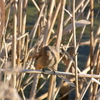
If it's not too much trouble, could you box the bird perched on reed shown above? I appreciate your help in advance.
[35,46,59,71]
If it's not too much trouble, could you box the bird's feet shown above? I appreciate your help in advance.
[42,68,45,74]
[52,69,56,75]
[48,68,56,75]
[42,68,56,75]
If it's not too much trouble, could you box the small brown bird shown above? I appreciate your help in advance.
[35,46,59,70]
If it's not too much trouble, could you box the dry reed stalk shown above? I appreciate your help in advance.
[12,0,17,88]
[64,8,72,18]
[63,33,74,53]
[63,19,91,35]
[47,0,66,100]
[22,80,33,91]
[77,10,90,49]
[62,1,91,97]
[64,9,90,73]
[54,47,75,99]
[21,0,28,49]
[23,34,28,66]
[37,0,42,37]
[92,45,100,100]
[31,0,55,37]
[65,58,74,72]
[2,68,100,79]
[54,81,65,99]
[58,88,75,100]
[56,0,66,52]
[64,0,86,26]
[17,0,23,66]
[79,41,90,46]
[18,61,33,91]
[55,77,75,100]
[21,73,34,86]
[36,81,75,100]
[29,36,45,99]
[32,0,40,12]
[0,0,5,49]
[72,0,79,99]
[75,10,90,93]
[36,93,48,100]
[36,71,84,100]
[29,74,39,100]
[51,1,66,99]
[20,88,26,100]
[80,67,90,74]
[3,42,9,84]
[5,0,14,9]
[17,34,29,91]
[36,75,50,94]
[95,26,100,39]
[55,64,90,96]
[90,0,94,69]
[5,32,28,51]
[79,79,92,100]
[47,71,56,100]
[59,48,87,96]
[68,0,71,12]
[76,0,90,20]
[93,45,100,67]
[75,0,85,12]
[29,2,45,48]
[0,1,100,100]
[47,1,62,99]
[28,3,48,96]
[90,0,94,68]
[85,26,100,68]
[77,74,100,79]
[44,0,61,46]
[89,0,94,99]
[38,0,45,37]
[43,0,55,46]
[5,6,11,34]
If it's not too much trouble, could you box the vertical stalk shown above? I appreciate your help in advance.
[38,0,46,37]
[44,0,61,45]
[29,3,45,48]
[90,0,94,70]
[53,1,66,99]
[72,0,79,99]
[29,2,46,100]
[37,0,41,37]
[92,45,100,100]
[56,0,66,52]
[89,0,94,99]
[47,73,56,100]
[43,0,55,46]
[17,0,23,66]
[22,0,28,49]
[12,0,17,88]
[64,0,85,26]
[29,74,39,100]
[0,0,5,49]
[47,0,62,100]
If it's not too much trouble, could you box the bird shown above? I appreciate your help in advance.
[35,46,59,71]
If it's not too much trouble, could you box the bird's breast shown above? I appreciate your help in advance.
[37,56,55,68]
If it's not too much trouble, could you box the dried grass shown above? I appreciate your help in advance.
[0,0,100,100]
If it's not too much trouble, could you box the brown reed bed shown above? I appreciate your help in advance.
[0,0,100,100]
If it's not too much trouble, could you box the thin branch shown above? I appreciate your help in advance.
[72,0,79,98]
[12,0,17,88]
[1,68,100,79]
